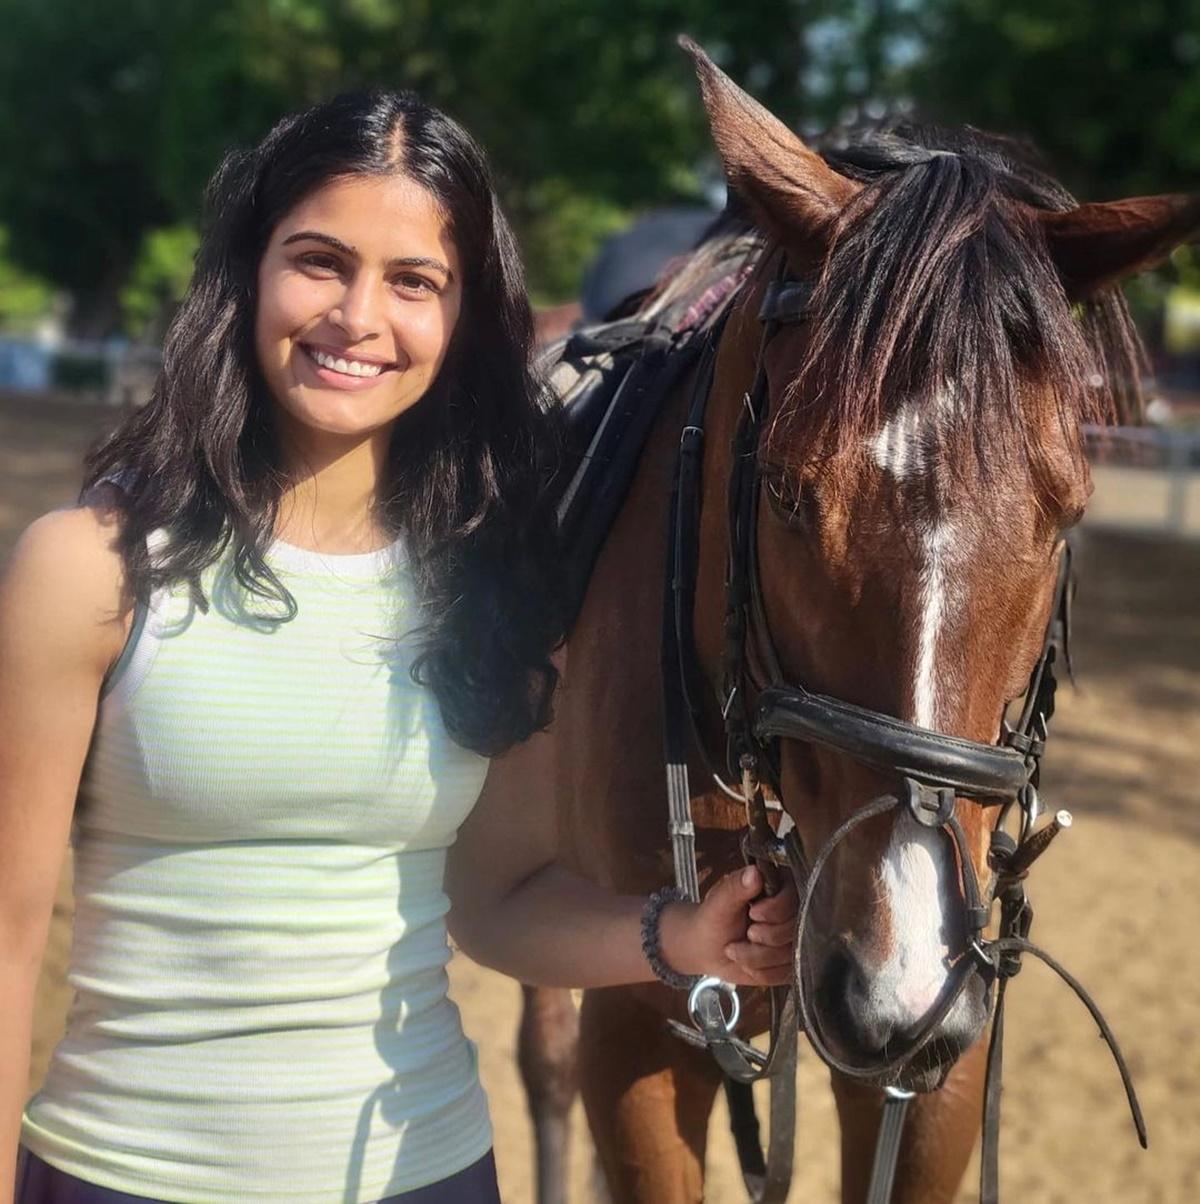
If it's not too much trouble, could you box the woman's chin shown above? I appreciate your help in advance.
[274,390,404,443]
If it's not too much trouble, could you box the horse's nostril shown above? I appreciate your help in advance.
[816,943,852,1007]
[816,943,894,1058]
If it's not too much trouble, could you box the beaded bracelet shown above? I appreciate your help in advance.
[640,885,699,990]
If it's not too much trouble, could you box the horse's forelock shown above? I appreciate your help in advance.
[740,124,1145,484]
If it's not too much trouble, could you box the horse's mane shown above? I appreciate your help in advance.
[651,124,1145,476]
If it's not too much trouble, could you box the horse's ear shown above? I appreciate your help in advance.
[1037,194,1200,301]
[679,36,858,252]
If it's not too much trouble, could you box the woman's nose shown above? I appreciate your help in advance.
[329,274,385,343]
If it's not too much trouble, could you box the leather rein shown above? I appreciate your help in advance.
[658,256,1147,1204]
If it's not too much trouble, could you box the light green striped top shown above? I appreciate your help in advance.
[22,536,493,1202]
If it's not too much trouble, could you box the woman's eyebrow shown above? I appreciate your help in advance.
[281,231,452,279]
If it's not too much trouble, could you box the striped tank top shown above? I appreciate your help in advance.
[22,535,493,1203]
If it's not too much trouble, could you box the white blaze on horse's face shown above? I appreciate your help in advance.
[875,814,959,1019]
[867,388,965,730]
[865,391,973,1024]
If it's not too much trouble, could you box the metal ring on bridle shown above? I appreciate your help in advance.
[688,976,741,1034]
[970,936,996,972]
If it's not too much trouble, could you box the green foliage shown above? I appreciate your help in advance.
[0,0,916,317]
[909,0,1200,199]
[0,0,1194,327]
[1171,244,1200,293]
[120,225,200,340]
[1163,246,1200,353]
[0,1,172,309]
[518,182,629,304]
[0,226,54,332]
[1164,286,1200,354]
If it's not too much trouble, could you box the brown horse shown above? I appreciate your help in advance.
[496,43,1200,1204]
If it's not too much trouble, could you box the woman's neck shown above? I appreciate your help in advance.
[274,426,394,554]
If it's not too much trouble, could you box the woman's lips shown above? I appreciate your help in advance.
[297,343,396,391]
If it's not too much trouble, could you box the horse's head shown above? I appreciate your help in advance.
[683,40,1199,1090]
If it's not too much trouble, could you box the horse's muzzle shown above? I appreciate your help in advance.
[812,937,991,1091]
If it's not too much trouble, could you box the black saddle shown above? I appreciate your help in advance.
[542,318,700,628]
[542,228,758,627]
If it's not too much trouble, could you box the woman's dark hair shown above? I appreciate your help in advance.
[84,90,563,756]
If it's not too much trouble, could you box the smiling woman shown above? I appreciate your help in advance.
[0,87,799,1204]
[257,177,463,441]
[74,91,565,756]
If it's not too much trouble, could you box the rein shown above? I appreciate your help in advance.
[659,256,1146,1204]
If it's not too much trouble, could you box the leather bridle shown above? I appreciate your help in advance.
[659,254,1147,1204]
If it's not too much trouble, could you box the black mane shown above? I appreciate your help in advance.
[767,122,1143,469]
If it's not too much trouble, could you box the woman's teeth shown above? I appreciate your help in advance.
[308,347,387,378]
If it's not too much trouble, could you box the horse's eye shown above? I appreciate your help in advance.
[763,474,817,532]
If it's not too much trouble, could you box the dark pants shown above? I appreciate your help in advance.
[14,1147,502,1204]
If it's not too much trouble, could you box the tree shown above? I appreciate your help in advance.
[910,0,1200,200]
[2,0,924,323]
[0,227,54,333]
[0,0,335,334]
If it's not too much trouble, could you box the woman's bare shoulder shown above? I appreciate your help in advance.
[12,485,126,587]
[2,487,131,673]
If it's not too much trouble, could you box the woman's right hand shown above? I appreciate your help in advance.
[659,865,799,988]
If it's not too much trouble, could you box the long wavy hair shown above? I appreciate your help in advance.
[84,90,563,756]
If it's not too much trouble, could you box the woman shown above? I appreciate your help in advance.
[0,91,796,1203]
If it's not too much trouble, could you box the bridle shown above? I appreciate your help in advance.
[659,253,1147,1204]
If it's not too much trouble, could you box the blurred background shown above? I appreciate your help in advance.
[1,1,1198,1200]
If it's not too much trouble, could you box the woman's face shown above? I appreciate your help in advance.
[255,173,463,447]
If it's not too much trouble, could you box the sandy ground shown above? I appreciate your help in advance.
[4,393,1198,1203]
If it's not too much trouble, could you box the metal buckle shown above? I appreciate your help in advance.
[687,976,742,1035]
[679,424,705,456]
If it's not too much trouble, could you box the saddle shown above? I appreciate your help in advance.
[541,234,755,626]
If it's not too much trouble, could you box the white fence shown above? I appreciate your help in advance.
[0,336,160,407]
[1083,424,1200,539]
[4,340,1198,538]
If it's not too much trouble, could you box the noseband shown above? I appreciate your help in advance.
[659,256,1145,1204]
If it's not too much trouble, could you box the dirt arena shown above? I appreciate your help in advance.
[4,393,1197,1203]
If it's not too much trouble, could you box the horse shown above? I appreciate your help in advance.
[492,40,1200,1204]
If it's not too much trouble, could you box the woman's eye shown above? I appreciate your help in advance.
[393,274,437,295]
[297,253,341,275]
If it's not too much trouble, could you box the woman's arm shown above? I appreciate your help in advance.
[0,505,127,1204]
[445,728,797,990]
